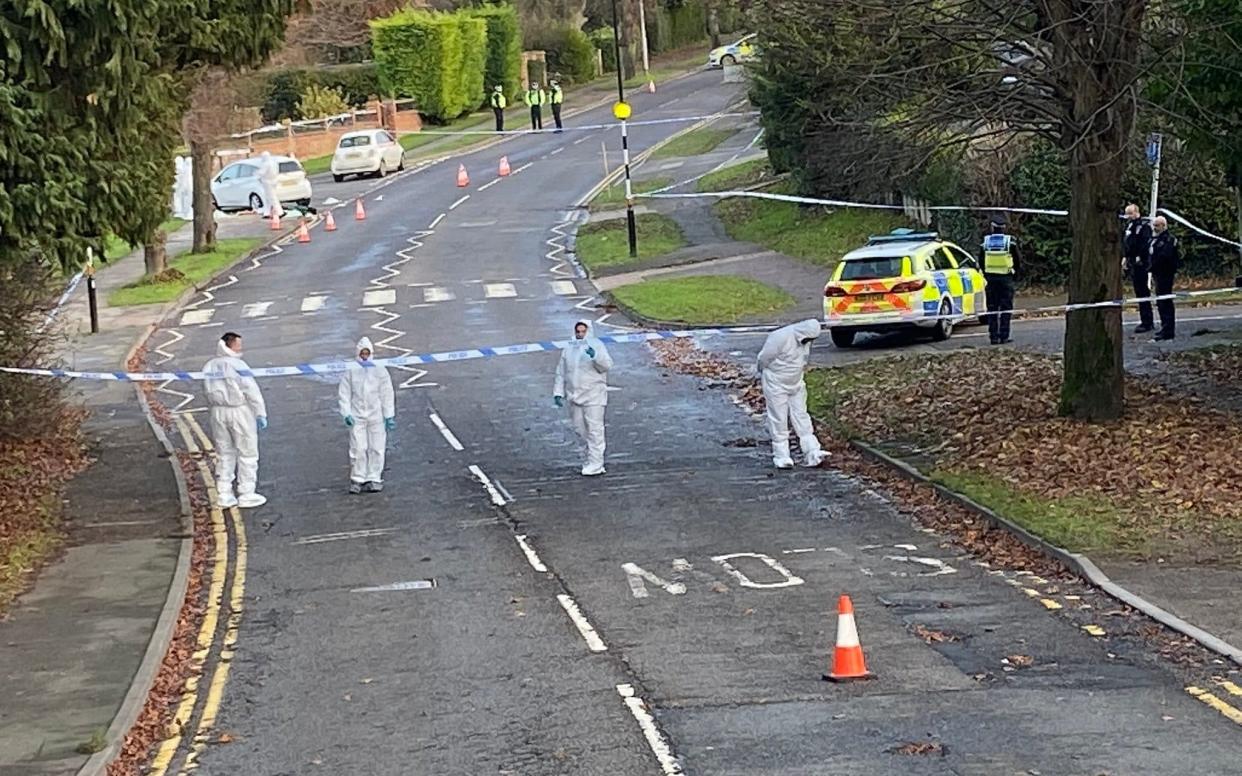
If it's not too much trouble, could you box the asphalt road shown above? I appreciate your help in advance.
[148,70,1242,775]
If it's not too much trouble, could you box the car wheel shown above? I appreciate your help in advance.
[830,329,855,348]
[332,174,344,183]
[931,299,954,341]
[248,192,263,213]
[721,54,737,66]
[397,156,405,172]
[376,161,387,178]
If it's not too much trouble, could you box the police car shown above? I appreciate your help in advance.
[822,229,987,347]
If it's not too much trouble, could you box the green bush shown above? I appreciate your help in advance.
[529,25,598,85]
[667,1,708,49]
[590,27,618,73]
[255,64,381,122]
[471,5,523,103]
[297,84,351,119]
[371,9,485,122]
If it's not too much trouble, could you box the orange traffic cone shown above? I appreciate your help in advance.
[457,163,470,188]
[647,79,656,94]
[823,595,872,682]
[324,210,337,232]
[296,218,311,243]
[498,156,511,177]
[269,211,281,231]
[355,198,366,221]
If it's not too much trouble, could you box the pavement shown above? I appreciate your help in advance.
[92,66,1242,775]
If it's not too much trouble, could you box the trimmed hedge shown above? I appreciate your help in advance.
[247,63,381,122]
[472,5,523,102]
[371,10,487,122]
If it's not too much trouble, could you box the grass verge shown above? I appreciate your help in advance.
[652,127,736,159]
[716,183,909,267]
[103,218,188,263]
[576,213,687,272]
[803,350,1242,562]
[612,275,794,325]
[109,238,261,306]
[589,177,674,212]
[697,158,775,193]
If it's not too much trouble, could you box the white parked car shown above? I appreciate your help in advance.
[211,156,313,213]
[331,130,406,182]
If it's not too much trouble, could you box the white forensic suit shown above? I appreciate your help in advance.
[553,322,613,476]
[338,337,396,488]
[203,339,268,508]
[757,319,827,469]
[257,151,282,218]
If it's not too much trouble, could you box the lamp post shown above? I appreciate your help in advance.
[610,0,638,258]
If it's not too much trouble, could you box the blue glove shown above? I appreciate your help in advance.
[256,416,268,431]
[585,346,596,359]
[343,415,354,427]
[384,417,396,431]
[554,396,565,409]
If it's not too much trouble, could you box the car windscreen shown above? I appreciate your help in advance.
[278,161,303,174]
[338,135,372,148]
[838,256,905,281]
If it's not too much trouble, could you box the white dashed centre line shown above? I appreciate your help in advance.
[362,289,397,307]
[429,213,446,229]
[514,162,534,174]
[180,309,215,326]
[450,194,470,210]
[617,684,683,775]
[242,302,272,318]
[429,412,464,451]
[479,178,501,191]
[514,534,547,572]
[557,594,607,652]
[484,283,518,298]
[300,295,328,312]
[424,287,456,303]
[550,147,564,156]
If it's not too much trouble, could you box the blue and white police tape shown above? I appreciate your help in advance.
[396,111,761,137]
[637,190,1242,251]
[0,329,777,383]
[6,284,1242,383]
[37,271,85,334]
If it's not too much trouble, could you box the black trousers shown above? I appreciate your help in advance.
[1154,271,1176,336]
[1130,263,1153,328]
[983,272,1015,342]
[551,103,563,129]
[530,106,542,130]
[493,107,504,132]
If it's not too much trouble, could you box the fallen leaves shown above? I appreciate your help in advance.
[911,624,960,644]
[0,406,89,614]
[1004,654,1035,669]
[889,740,945,756]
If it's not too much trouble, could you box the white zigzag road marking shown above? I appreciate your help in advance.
[363,224,439,389]
[547,215,635,333]
[153,329,185,365]
[152,224,306,414]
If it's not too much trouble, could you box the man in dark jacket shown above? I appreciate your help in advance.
[1121,203,1154,333]
[1148,216,1180,341]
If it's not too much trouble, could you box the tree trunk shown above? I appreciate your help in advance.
[1056,0,1145,421]
[1059,140,1125,420]
[1235,184,1242,274]
[190,140,217,254]
[708,1,721,48]
[143,230,168,276]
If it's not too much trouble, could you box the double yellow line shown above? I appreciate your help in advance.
[148,414,248,776]
[1187,681,1242,726]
